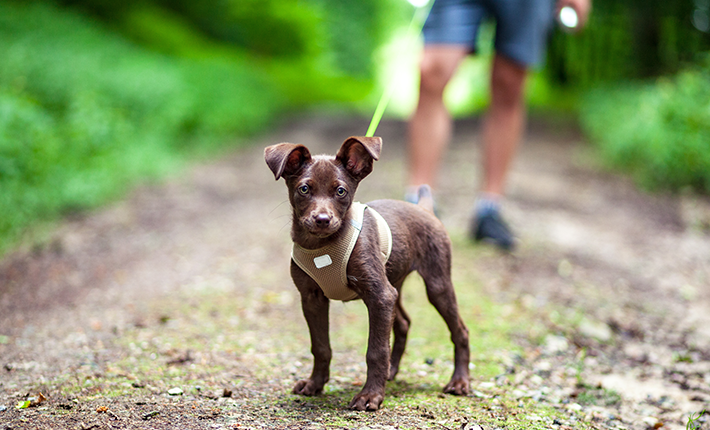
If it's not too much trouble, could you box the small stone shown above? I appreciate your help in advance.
[642,417,660,428]
[529,374,544,386]
[567,403,583,412]
[558,259,573,278]
[167,387,183,396]
[578,318,612,342]
[543,335,569,355]
[478,382,496,390]
[623,343,648,362]
[0,405,6,412]
[534,360,552,372]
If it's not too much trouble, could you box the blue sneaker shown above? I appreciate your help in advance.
[404,185,437,215]
[470,210,515,251]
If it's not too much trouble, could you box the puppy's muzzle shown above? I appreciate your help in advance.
[303,211,340,237]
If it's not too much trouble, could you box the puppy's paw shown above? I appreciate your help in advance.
[292,379,323,396]
[443,377,470,396]
[349,389,384,411]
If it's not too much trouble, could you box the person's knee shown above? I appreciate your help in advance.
[419,60,452,96]
[419,48,467,96]
[490,57,527,108]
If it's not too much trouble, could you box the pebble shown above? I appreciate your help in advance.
[512,389,527,399]
[472,390,489,399]
[567,403,583,412]
[529,374,544,386]
[543,335,569,355]
[534,360,552,372]
[623,343,648,362]
[0,405,6,412]
[167,387,183,396]
[578,318,612,342]
[642,417,660,428]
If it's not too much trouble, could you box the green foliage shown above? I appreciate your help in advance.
[580,62,710,193]
[0,1,285,252]
[59,0,395,79]
[548,0,710,196]
[0,0,399,253]
[546,0,710,87]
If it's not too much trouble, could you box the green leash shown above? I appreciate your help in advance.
[365,2,434,138]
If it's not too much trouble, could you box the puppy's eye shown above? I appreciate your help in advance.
[298,185,310,195]
[336,187,347,197]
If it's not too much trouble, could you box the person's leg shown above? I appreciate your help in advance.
[481,53,527,197]
[471,53,527,251]
[406,45,469,193]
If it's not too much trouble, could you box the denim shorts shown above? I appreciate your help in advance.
[423,0,555,66]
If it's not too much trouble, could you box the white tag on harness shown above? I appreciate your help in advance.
[313,254,333,269]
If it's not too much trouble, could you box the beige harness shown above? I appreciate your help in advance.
[291,202,392,301]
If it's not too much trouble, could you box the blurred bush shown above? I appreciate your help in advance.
[546,0,710,194]
[56,0,399,101]
[580,61,710,193]
[0,0,399,253]
[547,0,710,86]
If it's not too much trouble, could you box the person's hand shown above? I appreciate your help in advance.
[556,0,592,29]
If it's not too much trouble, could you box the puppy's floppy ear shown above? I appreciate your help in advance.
[264,143,312,180]
[336,136,382,181]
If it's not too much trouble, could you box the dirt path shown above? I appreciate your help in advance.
[1,116,709,429]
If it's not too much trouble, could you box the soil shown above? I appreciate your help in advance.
[0,115,709,429]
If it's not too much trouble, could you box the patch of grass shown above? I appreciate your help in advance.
[575,384,622,407]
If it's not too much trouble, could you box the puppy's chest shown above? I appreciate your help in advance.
[291,202,392,301]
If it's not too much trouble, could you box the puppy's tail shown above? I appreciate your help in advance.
[416,184,435,214]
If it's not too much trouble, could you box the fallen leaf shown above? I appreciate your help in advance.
[33,392,47,406]
[15,400,30,410]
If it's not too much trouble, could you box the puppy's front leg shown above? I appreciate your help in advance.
[291,264,331,396]
[349,279,397,411]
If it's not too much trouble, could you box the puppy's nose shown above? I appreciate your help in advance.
[314,213,331,228]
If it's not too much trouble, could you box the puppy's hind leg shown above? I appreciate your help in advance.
[418,259,470,395]
[389,278,410,381]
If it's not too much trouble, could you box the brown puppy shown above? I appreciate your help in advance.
[264,136,470,411]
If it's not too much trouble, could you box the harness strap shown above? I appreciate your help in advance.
[291,202,392,301]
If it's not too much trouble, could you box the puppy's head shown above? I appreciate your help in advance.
[265,136,382,239]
